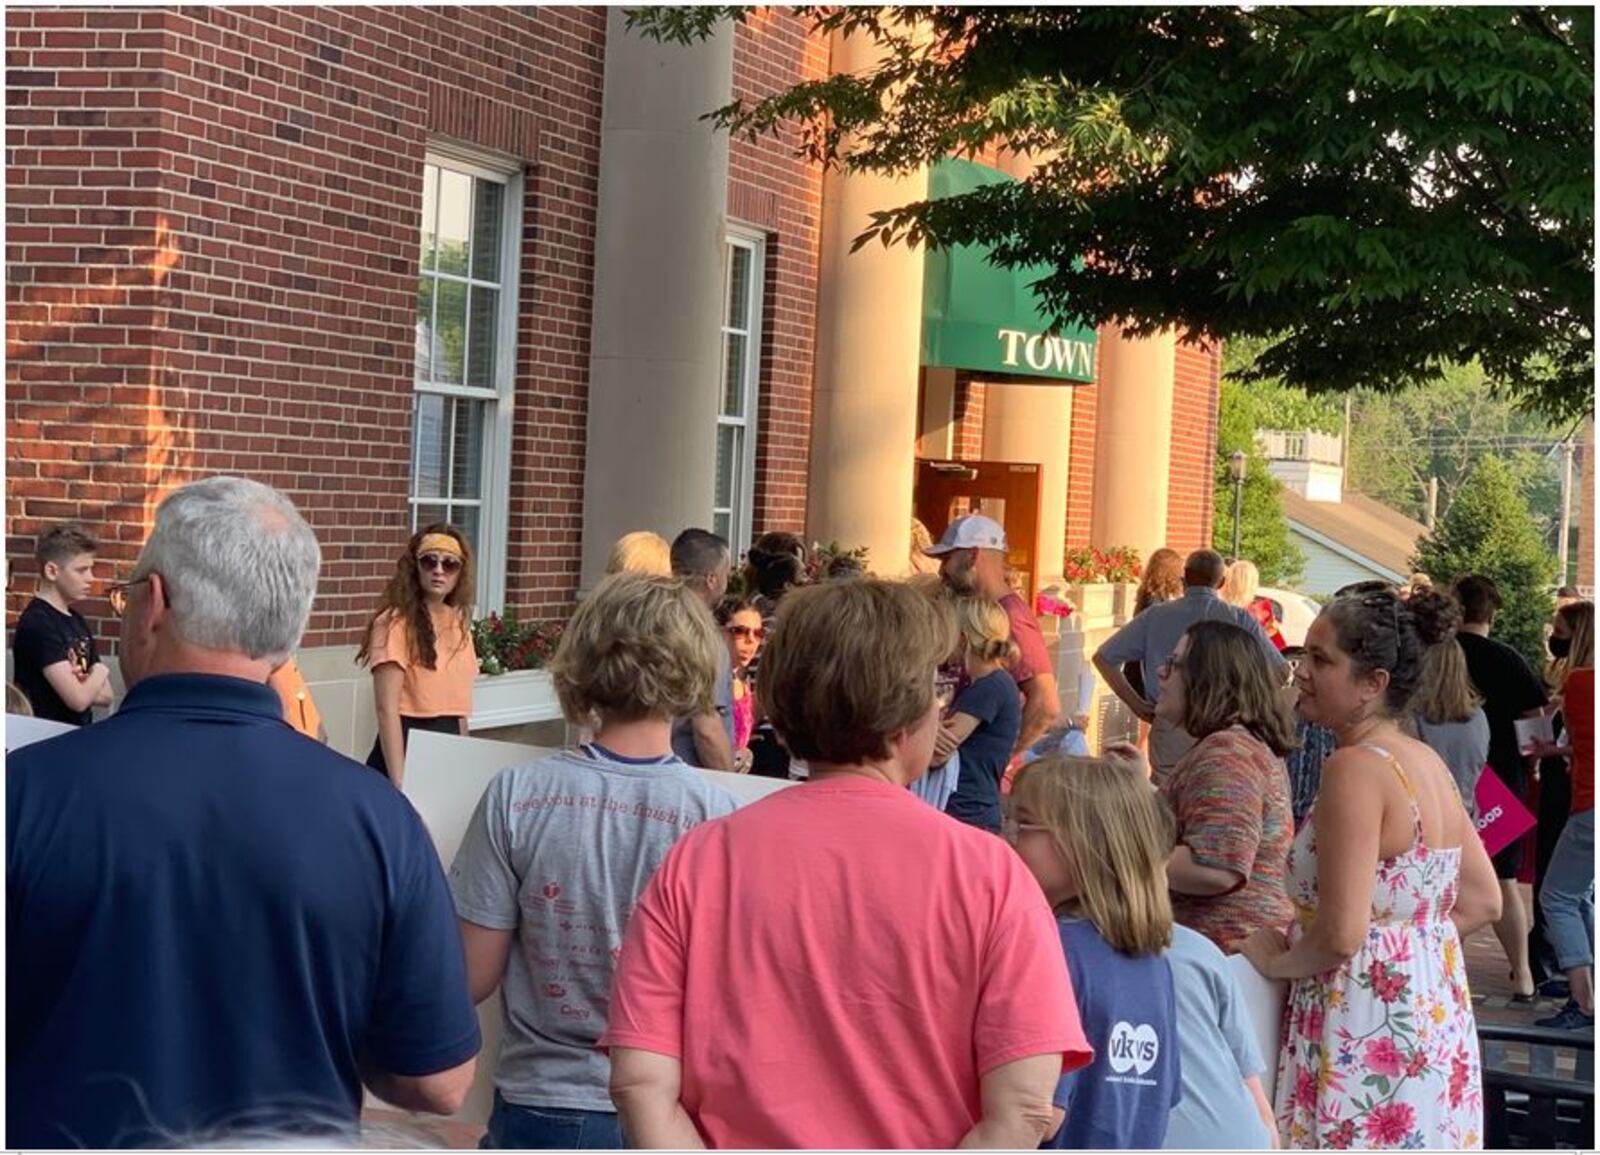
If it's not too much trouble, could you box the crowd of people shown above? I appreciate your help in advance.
[5,476,1594,1150]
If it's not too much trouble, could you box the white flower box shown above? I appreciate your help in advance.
[469,668,560,731]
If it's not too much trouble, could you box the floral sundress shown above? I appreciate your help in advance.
[1273,745,1483,1149]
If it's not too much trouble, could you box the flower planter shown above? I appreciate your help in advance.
[469,668,560,731]
[1112,582,1141,618]
[1064,582,1118,622]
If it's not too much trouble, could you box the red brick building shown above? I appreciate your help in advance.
[7,7,1221,751]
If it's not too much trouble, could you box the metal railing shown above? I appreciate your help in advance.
[1257,429,1344,465]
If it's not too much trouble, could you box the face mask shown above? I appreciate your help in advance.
[1549,634,1572,659]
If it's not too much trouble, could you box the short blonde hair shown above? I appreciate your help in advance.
[549,572,719,724]
[1010,756,1174,955]
[956,596,1019,665]
[605,530,672,577]
[761,578,955,766]
[1221,559,1260,608]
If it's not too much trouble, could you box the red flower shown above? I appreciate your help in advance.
[1364,1102,1417,1145]
[1411,899,1430,926]
[1367,962,1408,1003]
[1363,1037,1403,1078]
[1406,1049,1429,1077]
[1326,1119,1359,1150]
[1448,1053,1471,1106]
[1294,1068,1319,1110]
[1300,1004,1326,1040]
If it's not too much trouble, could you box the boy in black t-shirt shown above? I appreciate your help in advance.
[12,525,112,725]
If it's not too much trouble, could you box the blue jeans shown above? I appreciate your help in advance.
[1540,809,1596,972]
[480,1093,624,1150]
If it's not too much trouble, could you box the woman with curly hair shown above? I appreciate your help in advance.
[357,523,479,786]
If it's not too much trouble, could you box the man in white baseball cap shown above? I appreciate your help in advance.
[925,514,1060,759]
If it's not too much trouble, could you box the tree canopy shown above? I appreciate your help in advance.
[631,6,1594,420]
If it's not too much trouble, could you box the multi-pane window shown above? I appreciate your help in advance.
[714,231,765,549]
[413,152,519,608]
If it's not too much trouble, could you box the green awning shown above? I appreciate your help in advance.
[919,157,1097,383]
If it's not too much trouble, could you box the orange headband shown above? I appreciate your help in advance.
[417,533,463,559]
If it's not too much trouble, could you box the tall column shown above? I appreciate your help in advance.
[980,384,1073,581]
[1091,326,1177,557]
[1580,417,1595,591]
[580,11,733,587]
[805,28,926,577]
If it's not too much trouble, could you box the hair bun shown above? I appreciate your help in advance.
[1405,588,1462,647]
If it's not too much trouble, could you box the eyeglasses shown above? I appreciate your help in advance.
[417,553,463,574]
[107,577,150,616]
[725,624,766,640]
[1159,655,1186,676]
[1001,815,1049,844]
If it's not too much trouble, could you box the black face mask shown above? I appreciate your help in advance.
[1549,634,1572,659]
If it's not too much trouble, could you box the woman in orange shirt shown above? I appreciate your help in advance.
[358,524,479,786]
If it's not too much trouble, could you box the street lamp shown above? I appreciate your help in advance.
[1228,450,1247,561]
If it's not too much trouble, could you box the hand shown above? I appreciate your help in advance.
[733,748,754,774]
[1240,926,1291,979]
[1102,742,1152,780]
[933,724,960,765]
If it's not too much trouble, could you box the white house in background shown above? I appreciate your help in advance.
[1259,430,1429,598]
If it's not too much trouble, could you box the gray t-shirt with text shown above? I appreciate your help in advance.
[449,746,738,1111]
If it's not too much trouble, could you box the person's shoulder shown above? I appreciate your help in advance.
[13,597,52,629]
[1566,666,1595,695]
[1167,922,1228,969]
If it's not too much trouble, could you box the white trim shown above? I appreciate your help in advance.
[1286,519,1408,583]
[720,226,766,552]
[416,148,525,613]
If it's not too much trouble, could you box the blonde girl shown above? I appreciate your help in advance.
[941,597,1023,832]
[1005,757,1181,1147]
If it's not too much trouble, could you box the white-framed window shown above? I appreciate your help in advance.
[412,144,522,611]
[714,228,765,550]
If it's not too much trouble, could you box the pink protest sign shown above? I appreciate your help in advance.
[1474,768,1537,858]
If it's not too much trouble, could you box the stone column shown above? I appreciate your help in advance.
[1091,325,1177,557]
[804,27,926,577]
[580,11,734,588]
[980,383,1073,581]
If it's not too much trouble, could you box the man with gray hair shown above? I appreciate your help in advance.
[1094,548,1289,781]
[7,477,480,1148]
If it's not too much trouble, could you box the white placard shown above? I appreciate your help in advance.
[398,729,794,1125]
[1225,953,1289,1103]
[5,712,76,752]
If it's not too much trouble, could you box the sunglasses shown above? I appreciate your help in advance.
[725,624,766,641]
[107,576,151,616]
[417,553,463,574]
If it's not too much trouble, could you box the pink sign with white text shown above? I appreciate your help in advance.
[1474,767,1536,858]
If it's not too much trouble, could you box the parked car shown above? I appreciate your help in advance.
[1258,587,1321,649]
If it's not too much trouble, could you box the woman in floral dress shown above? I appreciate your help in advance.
[1240,588,1502,1149]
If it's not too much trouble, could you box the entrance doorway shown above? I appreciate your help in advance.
[913,459,1043,601]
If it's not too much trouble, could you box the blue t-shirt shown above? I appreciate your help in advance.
[1163,925,1272,1150]
[944,667,1022,833]
[1045,918,1180,1150]
[7,674,481,1148]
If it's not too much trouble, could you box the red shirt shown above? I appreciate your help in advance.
[601,776,1091,1148]
[1564,667,1593,813]
[1001,592,1052,685]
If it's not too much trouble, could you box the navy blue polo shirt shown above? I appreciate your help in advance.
[7,673,481,1149]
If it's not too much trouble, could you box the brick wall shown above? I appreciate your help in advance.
[728,11,827,539]
[6,5,605,646]
[1166,335,1221,555]
[1065,356,1100,552]
[952,374,987,461]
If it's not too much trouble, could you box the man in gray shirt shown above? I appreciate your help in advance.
[1094,549,1288,780]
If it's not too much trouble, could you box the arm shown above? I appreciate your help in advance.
[1167,842,1244,896]
[91,663,114,707]
[609,1047,707,1149]
[459,920,513,1005]
[41,660,109,714]
[1450,797,1503,936]
[690,710,734,771]
[362,1056,476,1116]
[1243,754,1381,980]
[1015,673,1061,756]
[1244,1075,1279,1148]
[1093,652,1155,722]
[957,1054,1061,1149]
[373,662,407,786]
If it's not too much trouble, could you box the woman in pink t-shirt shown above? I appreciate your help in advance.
[603,578,1091,1149]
